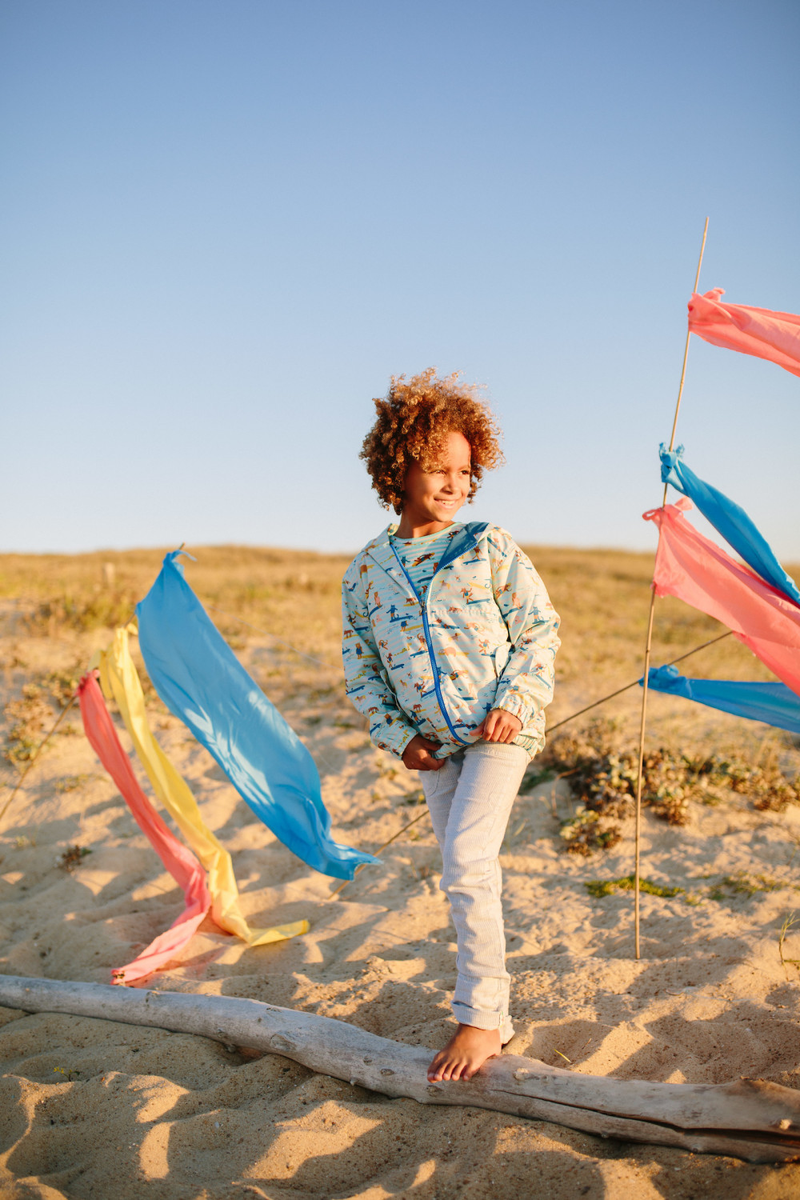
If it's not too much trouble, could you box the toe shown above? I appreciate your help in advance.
[452,1059,469,1081]
[427,1054,445,1082]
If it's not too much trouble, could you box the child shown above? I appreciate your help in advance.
[341,369,560,1082]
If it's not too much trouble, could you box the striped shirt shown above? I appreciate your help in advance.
[390,524,462,601]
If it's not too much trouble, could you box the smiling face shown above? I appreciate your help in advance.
[396,430,472,538]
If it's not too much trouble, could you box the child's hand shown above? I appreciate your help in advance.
[475,708,523,744]
[402,735,444,772]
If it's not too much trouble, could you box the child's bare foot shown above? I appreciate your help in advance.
[427,1024,502,1082]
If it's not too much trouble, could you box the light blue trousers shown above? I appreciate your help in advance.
[420,741,529,1042]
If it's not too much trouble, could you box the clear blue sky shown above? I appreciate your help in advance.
[2,0,798,558]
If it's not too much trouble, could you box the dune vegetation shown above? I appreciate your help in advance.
[2,544,800,1197]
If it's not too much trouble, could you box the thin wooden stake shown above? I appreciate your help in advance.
[633,217,709,961]
[633,597,656,960]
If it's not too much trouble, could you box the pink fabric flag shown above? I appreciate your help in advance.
[687,288,800,378]
[643,500,800,697]
[78,672,212,983]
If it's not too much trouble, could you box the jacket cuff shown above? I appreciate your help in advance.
[492,692,533,727]
[371,718,418,760]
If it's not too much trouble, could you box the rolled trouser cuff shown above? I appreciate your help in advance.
[452,1001,514,1044]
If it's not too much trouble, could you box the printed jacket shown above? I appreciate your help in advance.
[341,522,560,760]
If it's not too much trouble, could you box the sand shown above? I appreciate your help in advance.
[2,550,800,1199]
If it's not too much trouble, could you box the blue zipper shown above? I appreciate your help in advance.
[390,541,468,745]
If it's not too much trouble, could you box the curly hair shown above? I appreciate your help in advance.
[360,368,505,512]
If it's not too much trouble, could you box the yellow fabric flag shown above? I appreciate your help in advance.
[94,625,308,947]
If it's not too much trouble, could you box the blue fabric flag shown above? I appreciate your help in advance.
[136,551,379,880]
[642,664,800,736]
[660,444,800,606]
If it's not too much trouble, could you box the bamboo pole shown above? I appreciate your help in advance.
[633,217,709,960]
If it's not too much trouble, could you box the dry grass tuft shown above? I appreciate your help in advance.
[55,844,92,871]
[2,663,84,766]
[541,717,800,853]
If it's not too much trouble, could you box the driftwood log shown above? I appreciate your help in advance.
[1,975,799,1164]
